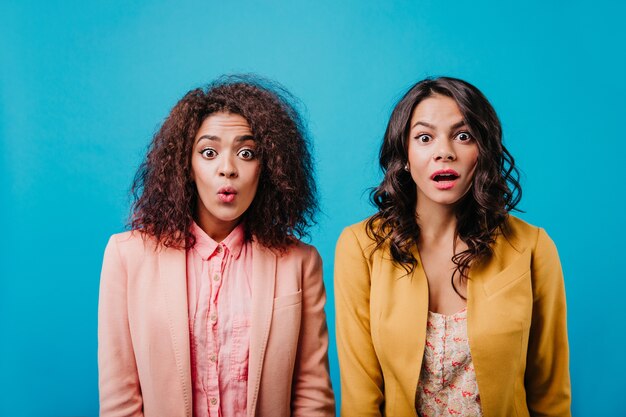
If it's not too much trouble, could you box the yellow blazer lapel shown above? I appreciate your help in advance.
[372,247,429,410]
[247,241,277,417]
[158,247,192,417]
[394,248,430,408]
[466,238,531,416]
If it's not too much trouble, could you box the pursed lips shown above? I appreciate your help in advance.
[217,186,237,202]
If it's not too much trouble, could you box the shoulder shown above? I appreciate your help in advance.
[261,240,324,284]
[108,229,154,249]
[501,215,538,246]
[495,215,559,261]
[104,230,160,263]
[335,217,378,257]
[259,238,321,266]
[341,218,371,239]
[504,215,540,238]
[285,239,320,260]
[338,218,375,246]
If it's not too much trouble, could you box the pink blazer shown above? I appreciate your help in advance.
[98,231,335,417]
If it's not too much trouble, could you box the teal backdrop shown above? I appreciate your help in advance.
[2,1,624,415]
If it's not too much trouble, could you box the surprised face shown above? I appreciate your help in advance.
[406,94,479,211]
[191,112,261,240]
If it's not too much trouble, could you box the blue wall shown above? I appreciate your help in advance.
[2,1,624,415]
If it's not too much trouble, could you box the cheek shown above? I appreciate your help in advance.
[190,165,212,196]
[464,149,480,182]
[190,156,201,182]
[190,163,203,187]
[408,151,430,178]
[407,139,431,162]
[469,148,479,169]
[247,164,262,189]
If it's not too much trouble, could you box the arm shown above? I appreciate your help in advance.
[334,227,384,417]
[291,245,335,416]
[98,235,144,417]
[525,228,571,417]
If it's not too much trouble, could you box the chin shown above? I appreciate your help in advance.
[427,194,466,206]
[214,212,245,223]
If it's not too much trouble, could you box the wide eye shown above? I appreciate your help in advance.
[416,134,432,144]
[456,131,472,142]
[200,148,217,159]
[237,148,255,160]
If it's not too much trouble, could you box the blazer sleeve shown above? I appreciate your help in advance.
[98,235,144,417]
[334,227,384,417]
[291,245,336,416]
[525,228,571,416]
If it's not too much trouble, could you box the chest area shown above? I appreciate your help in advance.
[367,249,535,348]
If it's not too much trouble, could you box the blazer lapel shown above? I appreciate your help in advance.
[158,246,192,417]
[372,245,429,408]
[393,247,429,404]
[247,241,277,417]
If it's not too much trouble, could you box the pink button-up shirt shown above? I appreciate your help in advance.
[187,222,252,417]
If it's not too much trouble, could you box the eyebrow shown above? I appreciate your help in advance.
[195,134,255,144]
[411,120,467,130]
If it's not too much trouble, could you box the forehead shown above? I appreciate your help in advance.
[195,112,252,137]
[410,94,464,126]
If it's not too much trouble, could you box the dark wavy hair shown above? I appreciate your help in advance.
[367,77,521,294]
[129,74,317,250]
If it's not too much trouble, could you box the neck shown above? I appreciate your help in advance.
[196,215,239,243]
[415,200,457,246]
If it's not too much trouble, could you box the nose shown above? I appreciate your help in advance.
[218,155,238,178]
[433,141,456,161]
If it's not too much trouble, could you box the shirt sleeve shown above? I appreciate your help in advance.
[98,235,144,417]
[334,227,384,417]
[290,245,336,416]
[524,228,571,416]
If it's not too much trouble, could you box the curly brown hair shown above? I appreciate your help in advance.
[129,75,317,250]
[367,77,522,296]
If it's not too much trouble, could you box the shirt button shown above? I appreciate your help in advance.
[216,246,222,253]
[210,313,217,323]
[213,274,220,281]
[209,354,217,363]
[210,397,218,406]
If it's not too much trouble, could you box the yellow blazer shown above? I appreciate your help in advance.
[99,231,335,417]
[334,215,570,417]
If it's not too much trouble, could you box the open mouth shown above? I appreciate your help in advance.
[432,173,459,182]
[431,170,460,182]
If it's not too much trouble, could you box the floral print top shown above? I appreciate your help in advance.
[415,309,483,417]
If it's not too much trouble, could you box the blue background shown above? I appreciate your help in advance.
[2,1,624,416]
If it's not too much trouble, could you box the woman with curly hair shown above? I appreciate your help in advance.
[99,75,335,417]
[334,77,570,416]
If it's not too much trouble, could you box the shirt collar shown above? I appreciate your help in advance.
[191,221,245,260]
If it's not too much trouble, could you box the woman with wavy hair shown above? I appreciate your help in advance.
[99,75,334,417]
[335,77,570,417]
